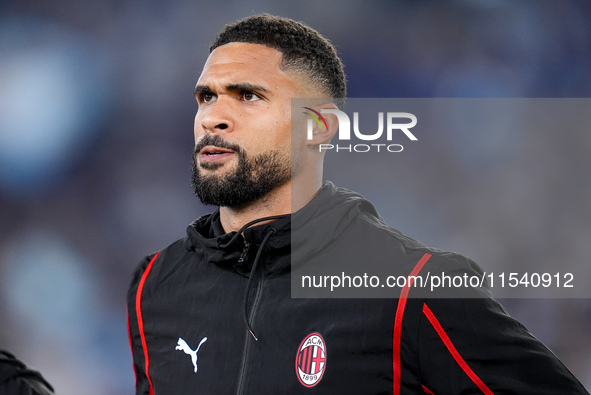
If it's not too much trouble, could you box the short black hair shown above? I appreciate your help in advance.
[210,14,346,109]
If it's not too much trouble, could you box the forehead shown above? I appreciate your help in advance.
[197,42,294,88]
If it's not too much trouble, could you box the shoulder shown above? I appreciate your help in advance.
[351,208,480,268]
[355,210,492,296]
[127,238,187,296]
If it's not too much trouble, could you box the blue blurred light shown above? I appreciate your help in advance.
[0,17,112,196]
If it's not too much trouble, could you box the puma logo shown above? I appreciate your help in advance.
[175,336,208,373]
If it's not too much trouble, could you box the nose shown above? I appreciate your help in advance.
[199,100,234,134]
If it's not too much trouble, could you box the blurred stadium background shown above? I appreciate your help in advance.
[1,1,590,393]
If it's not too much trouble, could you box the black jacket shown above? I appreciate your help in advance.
[0,350,54,395]
[127,182,588,394]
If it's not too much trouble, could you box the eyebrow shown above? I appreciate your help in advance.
[194,85,212,96]
[194,82,269,97]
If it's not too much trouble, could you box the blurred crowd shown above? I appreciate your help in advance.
[1,1,590,393]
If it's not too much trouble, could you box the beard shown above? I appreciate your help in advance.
[191,134,291,208]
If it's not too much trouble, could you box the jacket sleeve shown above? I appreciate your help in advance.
[415,256,589,394]
[127,254,158,395]
[0,350,54,395]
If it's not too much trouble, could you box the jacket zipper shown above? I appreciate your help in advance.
[236,250,264,395]
[238,242,250,263]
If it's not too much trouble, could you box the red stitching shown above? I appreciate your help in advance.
[393,252,432,395]
[422,384,436,394]
[422,303,494,395]
[135,252,160,395]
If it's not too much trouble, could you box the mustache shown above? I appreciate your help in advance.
[193,135,244,155]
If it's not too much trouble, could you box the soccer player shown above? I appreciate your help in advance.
[127,14,588,394]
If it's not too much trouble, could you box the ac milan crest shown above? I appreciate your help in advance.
[295,332,327,387]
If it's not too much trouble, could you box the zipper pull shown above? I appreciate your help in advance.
[238,242,250,263]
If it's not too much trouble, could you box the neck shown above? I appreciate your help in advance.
[219,177,320,233]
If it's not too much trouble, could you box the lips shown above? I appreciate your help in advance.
[200,145,235,155]
[199,145,236,162]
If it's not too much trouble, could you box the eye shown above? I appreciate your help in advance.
[202,92,216,103]
[196,90,216,104]
[242,91,260,102]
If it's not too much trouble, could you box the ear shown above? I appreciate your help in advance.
[304,102,339,146]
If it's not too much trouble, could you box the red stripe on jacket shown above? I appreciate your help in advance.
[135,252,160,395]
[422,302,494,395]
[392,252,432,395]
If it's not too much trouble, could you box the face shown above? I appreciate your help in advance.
[192,42,306,207]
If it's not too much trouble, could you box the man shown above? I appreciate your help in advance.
[127,14,588,394]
